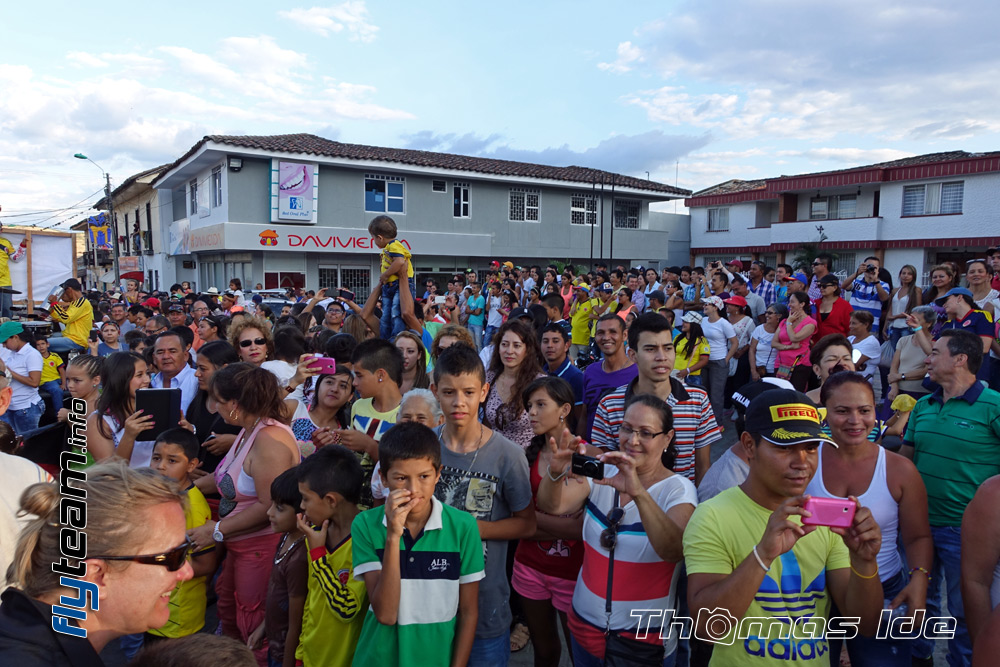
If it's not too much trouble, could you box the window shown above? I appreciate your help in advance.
[571,194,598,225]
[509,188,539,222]
[831,252,858,277]
[613,198,640,229]
[211,166,223,208]
[318,266,371,297]
[902,181,963,216]
[189,179,198,216]
[810,195,857,220]
[707,207,729,232]
[432,180,447,193]
[365,174,405,213]
[453,182,470,218]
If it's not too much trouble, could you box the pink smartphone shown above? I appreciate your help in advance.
[307,356,337,375]
[801,497,856,528]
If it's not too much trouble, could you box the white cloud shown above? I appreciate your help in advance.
[615,0,1000,143]
[66,52,108,68]
[598,41,643,74]
[278,2,378,41]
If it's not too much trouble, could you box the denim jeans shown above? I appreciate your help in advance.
[47,335,85,355]
[468,323,484,351]
[829,569,910,667]
[40,379,63,413]
[379,277,415,340]
[684,374,703,387]
[469,629,510,667]
[0,400,43,435]
[483,325,499,349]
[912,525,971,667]
[570,636,676,667]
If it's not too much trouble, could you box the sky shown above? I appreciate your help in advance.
[3,0,1000,228]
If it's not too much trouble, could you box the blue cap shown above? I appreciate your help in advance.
[935,287,974,306]
[782,271,808,285]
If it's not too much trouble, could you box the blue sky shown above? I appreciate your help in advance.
[3,0,1000,227]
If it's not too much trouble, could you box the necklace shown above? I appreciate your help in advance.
[274,533,305,566]
[440,423,486,473]
[220,417,262,479]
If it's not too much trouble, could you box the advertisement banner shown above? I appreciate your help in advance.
[277,161,315,221]
[169,218,190,255]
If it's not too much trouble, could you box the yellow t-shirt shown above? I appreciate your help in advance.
[0,238,14,287]
[297,536,369,667]
[673,334,710,376]
[379,240,413,283]
[683,486,850,666]
[49,297,94,348]
[40,352,63,384]
[570,298,595,345]
[148,485,213,638]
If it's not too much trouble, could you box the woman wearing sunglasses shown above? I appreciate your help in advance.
[1,461,194,664]
[537,394,697,667]
[229,316,273,366]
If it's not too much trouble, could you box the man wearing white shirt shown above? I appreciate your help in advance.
[0,322,44,435]
[149,331,198,415]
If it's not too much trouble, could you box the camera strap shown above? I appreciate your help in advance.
[604,489,620,634]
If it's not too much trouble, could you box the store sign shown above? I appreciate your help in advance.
[272,160,318,223]
[191,222,489,256]
[119,256,143,272]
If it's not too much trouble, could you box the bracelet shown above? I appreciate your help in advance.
[850,563,879,579]
[546,464,569,483]
[908,566,932,582]
[752,545,770,573]
[911,325,923,332]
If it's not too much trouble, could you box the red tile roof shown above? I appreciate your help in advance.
[159,133,690,196]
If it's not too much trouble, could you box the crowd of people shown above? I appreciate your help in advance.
[2,219,1000,667]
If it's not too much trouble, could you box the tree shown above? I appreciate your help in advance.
[790,226,837,272]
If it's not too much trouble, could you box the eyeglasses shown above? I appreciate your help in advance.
[239,337,267,348]
[93,538,193,572]
[619,424,665,441]
[600,507,625,550]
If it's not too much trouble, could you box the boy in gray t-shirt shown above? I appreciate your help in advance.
[431,344,534,660]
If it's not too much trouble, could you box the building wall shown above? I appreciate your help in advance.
[166,152,685,267]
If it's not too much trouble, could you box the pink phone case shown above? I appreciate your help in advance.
[308,356,337,375]
[801,497,856,528]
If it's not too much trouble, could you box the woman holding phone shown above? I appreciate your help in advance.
[85,351,156,466]
[805,372,932,666]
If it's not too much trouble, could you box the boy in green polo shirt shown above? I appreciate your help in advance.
[351,421,484,667]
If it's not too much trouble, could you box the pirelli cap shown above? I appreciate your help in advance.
[744,389,836,447]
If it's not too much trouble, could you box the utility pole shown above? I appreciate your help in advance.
[106,172,120,285]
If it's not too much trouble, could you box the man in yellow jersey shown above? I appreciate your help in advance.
[47,279,94,355]
[0,223,27,319]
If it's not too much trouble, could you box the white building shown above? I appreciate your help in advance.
[686,151,1000,282]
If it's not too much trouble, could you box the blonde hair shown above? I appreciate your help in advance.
[228,315,274,362]
[8,460,184,597]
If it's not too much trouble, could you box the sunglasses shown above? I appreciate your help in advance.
[966,258,987,265]
[93,538,192,572]
[811,262,823,266]
[600,507,625,550]
[239,337,267,348]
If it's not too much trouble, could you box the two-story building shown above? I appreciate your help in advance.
[686,151,1000,282]
[150,133,690,294]
[78,164,172,290]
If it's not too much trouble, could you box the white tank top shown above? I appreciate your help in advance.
[805,444,902,581]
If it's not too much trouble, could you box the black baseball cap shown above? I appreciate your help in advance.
[60,278,82,291]
[508,307,531,321]
[744,389,836,447]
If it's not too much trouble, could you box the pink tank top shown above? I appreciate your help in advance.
[214,418,298,542]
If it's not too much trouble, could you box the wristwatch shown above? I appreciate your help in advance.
[901,373,906,381]
[213,521,224,542]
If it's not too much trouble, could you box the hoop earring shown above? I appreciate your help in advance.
[229,408,238,420]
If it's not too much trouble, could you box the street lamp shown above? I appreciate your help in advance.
[74,153,119,286]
